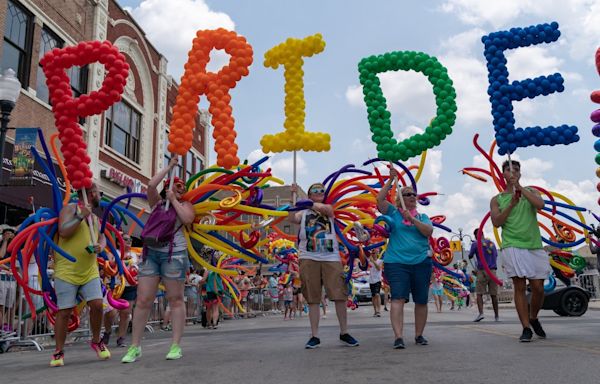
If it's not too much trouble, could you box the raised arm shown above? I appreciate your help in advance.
[377,164,396,214]
[147,155,179,208]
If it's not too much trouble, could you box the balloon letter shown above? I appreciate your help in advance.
[169,29,253,169]
[260,33,330,153]
[358,51,457,161]
[482,22,579,155]
[41,41,129,190]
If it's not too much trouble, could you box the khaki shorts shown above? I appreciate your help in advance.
[476,269,499,296]
[300,259,347,304]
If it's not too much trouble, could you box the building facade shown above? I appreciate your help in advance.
[0,0,209,228]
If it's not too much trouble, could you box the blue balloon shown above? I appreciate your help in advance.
[482,22,578,155]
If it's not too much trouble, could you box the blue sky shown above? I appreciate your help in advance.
[116,0,600,238]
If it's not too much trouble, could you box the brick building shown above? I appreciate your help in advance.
[0,0,209,228]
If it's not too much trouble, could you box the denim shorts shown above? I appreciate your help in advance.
[55,277,103,310]
[383,258,432,304]
[139,249,189,281]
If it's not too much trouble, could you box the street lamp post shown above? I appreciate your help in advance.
[0,69,22,185]
[451,227,473,264]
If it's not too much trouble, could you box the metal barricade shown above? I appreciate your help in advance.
[577,273,600,299]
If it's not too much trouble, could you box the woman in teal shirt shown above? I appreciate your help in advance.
[377,166,433,350]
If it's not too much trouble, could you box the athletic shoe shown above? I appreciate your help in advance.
[305,336,321,349]
[166,344,183,360]
[50,350,64,367]
[519,327,533,342]
[415,335,428,345]
[339,333,359,347]
[375,312,381,317]
[393,338,405,349]
[530,318,546,339]
[116,337,126,347]
[495,316,500,322]
[121,345,141,363]
[90,341,111,360]
[473,313,485,322]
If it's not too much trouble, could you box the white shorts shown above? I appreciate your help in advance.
[501,248,551,280]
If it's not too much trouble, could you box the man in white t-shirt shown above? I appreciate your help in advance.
[368,252,383,317]
[290,182,359,349]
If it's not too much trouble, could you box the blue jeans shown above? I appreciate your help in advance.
[54,277,103,310]
[139,249,189,281]
[383,258,432,304]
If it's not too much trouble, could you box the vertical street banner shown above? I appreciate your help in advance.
[9,128,38,186]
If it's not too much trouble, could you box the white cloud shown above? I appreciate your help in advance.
[440,0,600,61]
[440,0,535,29]
[126,0,235,80]
[246,149,308,185]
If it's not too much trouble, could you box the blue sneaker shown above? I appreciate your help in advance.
[305,336,320,349]
[339,333,359,347]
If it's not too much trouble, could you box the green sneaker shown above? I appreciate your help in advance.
[50,350,64,367]
[165,344,182,360]
[121,345,141,363]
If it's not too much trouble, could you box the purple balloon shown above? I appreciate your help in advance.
[592,123,600,137]
[591,109,600,123]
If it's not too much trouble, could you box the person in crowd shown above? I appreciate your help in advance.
[320,288,328,318]
[377,166,433,349]
[368,251,383,317]
[268,273,280,313]
[204,269,223,329]
[382,282,390,312]
[283,282,294,320]
[0,227,17,335]
[468,229,500,322]
[238,270,253,316]
[51,183,108,367]
[185,267,201,324]
[431,271,444,313]
[289,256,303,318]
[490,160,550,342]
[122,156,195,363]
[102,234,139,347]
[290,182,359,349]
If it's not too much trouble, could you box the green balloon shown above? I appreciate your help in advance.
[358,50,457,161]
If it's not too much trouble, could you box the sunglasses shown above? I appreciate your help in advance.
[402,193,417,197]
[309,188,325,194]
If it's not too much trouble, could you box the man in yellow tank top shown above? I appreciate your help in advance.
[490,160,550,343]
[50,183,110,367]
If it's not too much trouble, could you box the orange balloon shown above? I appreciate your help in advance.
[168,29,253,166]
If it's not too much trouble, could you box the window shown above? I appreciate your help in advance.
[186,151,193,180]
[105,101,141,162]
[2,0,33,86]
[36,27,88,116]
[36,28,62,104]
[195,157,204,173]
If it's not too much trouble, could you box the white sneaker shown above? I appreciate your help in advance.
[473,313,484,322]
[495,316,500,322]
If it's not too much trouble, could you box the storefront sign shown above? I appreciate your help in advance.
[101,167,147,193]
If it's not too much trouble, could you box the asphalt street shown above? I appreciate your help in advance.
[2,302,600,384]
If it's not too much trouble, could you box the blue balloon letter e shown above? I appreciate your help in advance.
[482,22,579,155]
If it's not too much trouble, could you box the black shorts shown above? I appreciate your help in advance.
[293,287,301,296]
[369,281,382,296]
[205,292,218,304]
[121,286,138,302]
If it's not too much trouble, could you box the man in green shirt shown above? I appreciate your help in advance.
[490,160,550,342]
